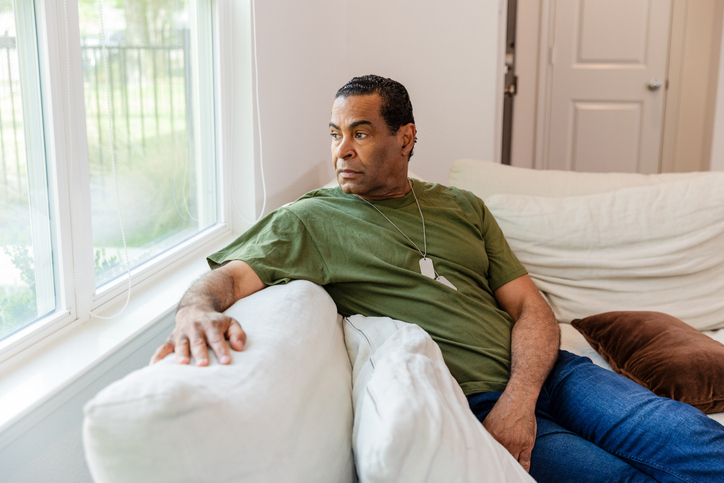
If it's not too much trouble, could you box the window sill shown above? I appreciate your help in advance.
[0,232,240,444]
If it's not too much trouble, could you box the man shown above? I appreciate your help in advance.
[152,75,724,482]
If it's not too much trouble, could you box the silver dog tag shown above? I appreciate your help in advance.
[419,257,435,279]
[436,275,458,291]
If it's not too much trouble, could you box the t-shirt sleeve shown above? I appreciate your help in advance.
[479,200,528,291]
[207,208,330,286]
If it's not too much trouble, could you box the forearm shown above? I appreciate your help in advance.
[177,268,238,314]
[503,297,560,407]
[177,260,265,315]
[483,277,560,471]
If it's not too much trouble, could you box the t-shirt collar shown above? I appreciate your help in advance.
[345,178,423,209]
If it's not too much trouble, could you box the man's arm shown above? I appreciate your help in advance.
[485,274,560,472]
[150,260,267,366]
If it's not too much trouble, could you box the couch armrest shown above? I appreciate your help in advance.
[83,281,355,483]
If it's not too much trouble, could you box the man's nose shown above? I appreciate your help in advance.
[335,136,354,160]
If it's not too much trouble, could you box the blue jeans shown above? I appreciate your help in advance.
[467,351,724,483]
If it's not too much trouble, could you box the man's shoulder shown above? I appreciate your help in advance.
[420,180,473,196]
[300,185,346,200]
[418,180,483,210]
[293,185,346,205]
[277,185,349,215]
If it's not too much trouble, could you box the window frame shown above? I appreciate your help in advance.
[0,0,241,366]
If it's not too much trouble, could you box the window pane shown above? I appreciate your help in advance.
[78,0,217,287]
[0,2,56,340]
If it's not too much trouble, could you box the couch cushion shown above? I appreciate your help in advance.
[83,281,355,483]
[343,315,534,483]
[571,312,724,414]
[449,158,708,200]
[483,175,724,330]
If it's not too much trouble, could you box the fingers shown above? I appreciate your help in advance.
[174,337,191,365]
[518,448,532,472]
[188,327,211,366]
[482,409,536,473]
[205,319,232,365]
[153,314,245,366]
[150,341,174,365]
[197,316,244,365]
[227,319,246,353]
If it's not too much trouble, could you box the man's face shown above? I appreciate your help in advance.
[329,94,414,200]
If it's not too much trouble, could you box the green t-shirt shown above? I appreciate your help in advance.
[208,180,527,394]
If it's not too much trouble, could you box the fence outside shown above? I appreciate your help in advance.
[0,32,193,204]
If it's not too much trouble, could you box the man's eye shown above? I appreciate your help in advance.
[330,132,340,140]
[355,132,367,139]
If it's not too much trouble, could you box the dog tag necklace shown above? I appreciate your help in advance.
[354,180,457,291]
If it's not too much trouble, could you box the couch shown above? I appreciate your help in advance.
[83,160,724,482]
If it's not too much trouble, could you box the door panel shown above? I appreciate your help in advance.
[545,0,671,173]
[579,0,649,63]
[572,102,642,172]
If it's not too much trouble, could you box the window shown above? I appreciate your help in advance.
[0,0,55,341]
[0,0,230,359]
[77,0,218,287]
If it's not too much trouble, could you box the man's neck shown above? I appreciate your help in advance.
[355,178,412,201]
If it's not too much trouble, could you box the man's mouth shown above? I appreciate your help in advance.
[337,169,362,179]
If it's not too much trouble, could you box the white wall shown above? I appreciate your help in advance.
[251,0,506,210]
[710,15,724,171]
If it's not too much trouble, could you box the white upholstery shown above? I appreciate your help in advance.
[83,281,355,483]
[344,315,533,483]
[449,158,708,200]
[484,175,724,330]
[450,158,724,423]
[559,323,612,370]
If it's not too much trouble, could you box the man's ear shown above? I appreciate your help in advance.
[399,123,416,156]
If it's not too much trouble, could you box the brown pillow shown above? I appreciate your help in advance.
[571,311,724,414]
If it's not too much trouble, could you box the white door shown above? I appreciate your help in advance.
[541,0,672,173]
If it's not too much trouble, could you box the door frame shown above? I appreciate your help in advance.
[532,0,555,170]
[660,0,724,172]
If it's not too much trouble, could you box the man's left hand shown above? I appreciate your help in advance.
[482,395,537,472]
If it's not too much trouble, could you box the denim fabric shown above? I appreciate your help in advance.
[467,351,724,483]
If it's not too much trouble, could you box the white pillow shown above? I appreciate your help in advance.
[83,281,355,483]
[344,315,534,483]
[449,158,708,200]
[485,175,724,330]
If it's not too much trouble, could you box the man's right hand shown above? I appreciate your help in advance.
[150,306,246,366]
[149,260,266,366]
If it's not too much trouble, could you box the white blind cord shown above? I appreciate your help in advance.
[62,0,132,320]
[231,0,267,225]
[92,0,132,319]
